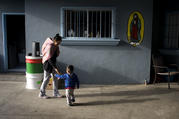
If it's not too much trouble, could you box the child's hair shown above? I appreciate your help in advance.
[53,33,62,42]
[67,65,74,74]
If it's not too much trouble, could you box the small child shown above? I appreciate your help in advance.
[55,65,79,106]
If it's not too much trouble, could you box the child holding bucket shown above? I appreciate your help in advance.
[39,33,63,99]
[55,65,79,106]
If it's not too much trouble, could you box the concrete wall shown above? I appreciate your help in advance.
[0,0,24,72]
[25,0,153,84]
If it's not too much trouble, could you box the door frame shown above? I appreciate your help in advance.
[2,13,25,71]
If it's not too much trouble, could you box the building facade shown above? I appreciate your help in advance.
[0,0,153,84]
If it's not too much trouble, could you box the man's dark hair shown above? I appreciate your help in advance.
[54,33,62,41]
[67,65,74,73]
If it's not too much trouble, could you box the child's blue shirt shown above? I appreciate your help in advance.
[55,73,79,89]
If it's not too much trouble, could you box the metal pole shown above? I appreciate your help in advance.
[168,72,171,89]
[87,10,89,38]
[65,10,67,37]
[100,11,102,38]
[74,11,76,37]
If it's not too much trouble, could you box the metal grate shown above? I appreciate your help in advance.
[166,13,179,48]
[64,9,112,38]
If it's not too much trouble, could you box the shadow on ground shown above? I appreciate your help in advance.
[72,88,179,106]
[74,98,158,106]
[77,88,179,97]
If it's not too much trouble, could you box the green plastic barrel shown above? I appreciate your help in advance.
[25,56,43,89]
[26,56,43,73]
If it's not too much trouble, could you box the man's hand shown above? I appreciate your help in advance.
[55,68,60,74]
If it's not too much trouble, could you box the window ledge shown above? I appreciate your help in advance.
[61,39,120,46]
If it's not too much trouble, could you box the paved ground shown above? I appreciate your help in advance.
[0,73,179,119]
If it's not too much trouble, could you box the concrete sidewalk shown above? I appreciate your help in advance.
[0,74,179,119]
[0,72,25,82]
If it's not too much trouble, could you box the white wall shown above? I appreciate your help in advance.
[25,0,153,84]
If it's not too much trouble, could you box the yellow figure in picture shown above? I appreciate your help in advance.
[127,11,144,47]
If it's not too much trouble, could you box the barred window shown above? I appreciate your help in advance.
[61,8,115,39]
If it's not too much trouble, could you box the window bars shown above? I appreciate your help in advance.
[166,13,179,48]
[64,9,112,38]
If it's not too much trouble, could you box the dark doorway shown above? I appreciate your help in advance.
[151,0,179,83]
[6,15,25,72]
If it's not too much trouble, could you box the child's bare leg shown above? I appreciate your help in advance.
[66,89,72,105]
[70,89,75,102]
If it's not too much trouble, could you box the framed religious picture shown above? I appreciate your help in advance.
[127,11,144,47]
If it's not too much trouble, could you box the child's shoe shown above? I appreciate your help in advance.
[67,103,73,106]
[71,99,75,102]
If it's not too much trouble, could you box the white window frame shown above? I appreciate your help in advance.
[60,7,120,45]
